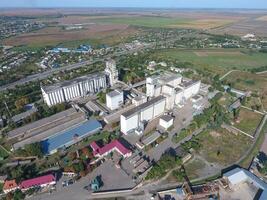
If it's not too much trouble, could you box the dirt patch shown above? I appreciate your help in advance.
[209,131,221,138]
[194,51,208,57]
[256,15,267,21]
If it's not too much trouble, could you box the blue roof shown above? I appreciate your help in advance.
[42,119,102,154]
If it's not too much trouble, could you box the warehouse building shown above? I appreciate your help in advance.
[41,72,108,107]
[146,73,201,109]
[223,167,267,200]
[41,119,102,154]
[120,96,166,135]
[7,108,85,142]
[106,90,124,110]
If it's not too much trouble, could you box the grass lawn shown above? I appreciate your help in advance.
[0,146,9,160]
[218,93,235,109]
[234,108,263,135]
[224,71,267,110]
[197,128,252,166]
[225,71,267,93]
[184,158,206,180]
[239,121,267,168]
[153,49,267,74]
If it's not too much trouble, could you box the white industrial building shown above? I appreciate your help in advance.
[106,90,124,110]
[146,73,201,110]
[132,96,147,106]
[120,96,166,135]
[159,115,174,130]
[41,72,107,107]
[105,59,118,86]
[223,167,267,200]
[41,60,119,107]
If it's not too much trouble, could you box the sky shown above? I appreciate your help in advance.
[0,0,267,9]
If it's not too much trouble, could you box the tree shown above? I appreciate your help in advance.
[233,108,240,120]
[24,142,44,158]
[13,190,25,200]
[15,96,29,111]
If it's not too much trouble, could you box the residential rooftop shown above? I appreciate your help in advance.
[20,174,55,190]
[90,139,131,157]
[3,180,18,191]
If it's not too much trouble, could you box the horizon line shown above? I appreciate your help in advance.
[1,7,267,10]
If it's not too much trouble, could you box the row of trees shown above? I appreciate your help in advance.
[15,142,44,158]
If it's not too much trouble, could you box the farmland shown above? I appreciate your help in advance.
[3,24,138,47]
[91,16,236,29]
[153,49,267,74]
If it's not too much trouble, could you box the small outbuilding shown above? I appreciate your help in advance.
[3,179,18,194]
[159,115,174,130]
[106,90,124,110]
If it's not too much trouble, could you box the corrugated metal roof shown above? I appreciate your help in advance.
[42,119,102,154]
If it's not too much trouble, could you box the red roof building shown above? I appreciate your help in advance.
[90,139,132,158]
[3,179,18,194]
[19,174,56,191]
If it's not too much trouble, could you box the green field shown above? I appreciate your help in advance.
[184,158,206,179]
[0,146,9,160]
[92,16,192,28]
[234,108,263,135]
[153,49,267,73]
[197,128,252,166]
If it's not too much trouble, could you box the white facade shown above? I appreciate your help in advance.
[120,96,166,135]
[106,90,124,110]
[105,59,118,86]
[132,96,147,106]
[180,80,201,100]
[146,73,201,109]
[41,73,107,107]
[159,115,174,130]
